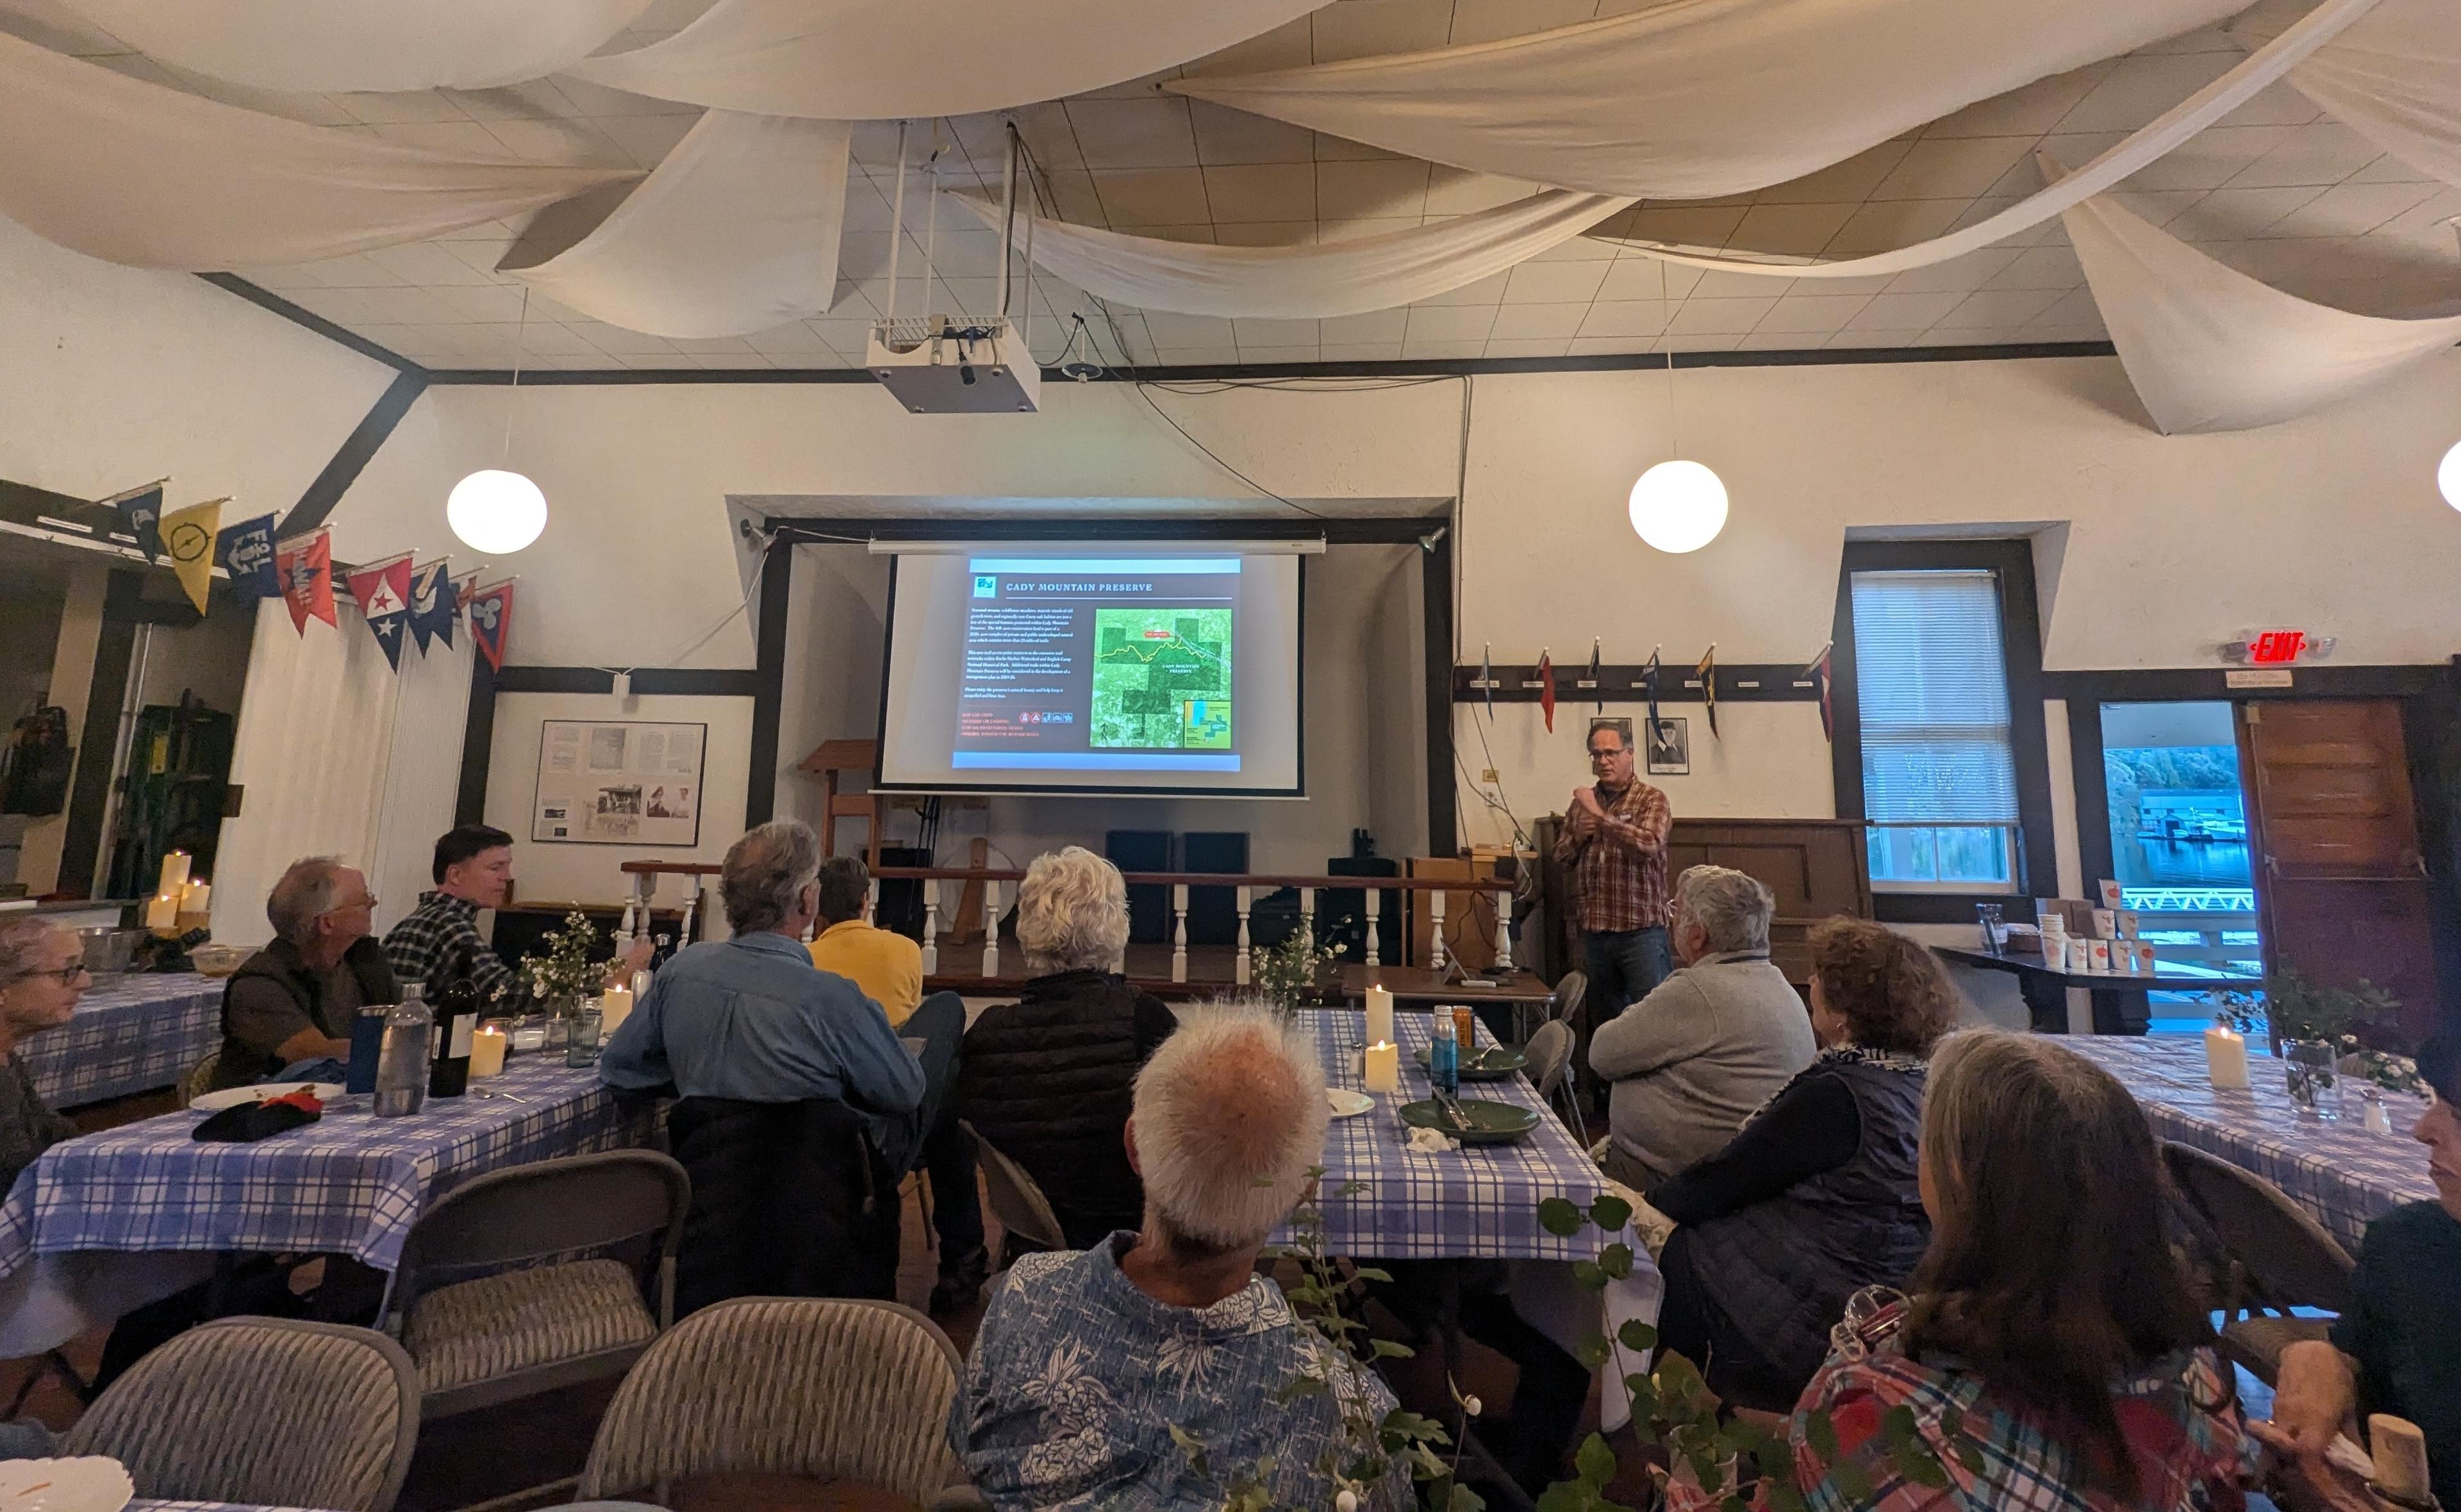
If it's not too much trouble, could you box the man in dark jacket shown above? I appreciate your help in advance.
[957,847,1176,1249]
[215,857,397,1089]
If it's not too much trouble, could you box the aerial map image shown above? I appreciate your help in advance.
[1091,608,1233,750]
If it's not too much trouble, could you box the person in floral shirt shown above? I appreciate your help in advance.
[1666,1031,2258,1512]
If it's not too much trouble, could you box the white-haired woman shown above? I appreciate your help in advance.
[957,846,1177,1249]
[0,917,86,1192]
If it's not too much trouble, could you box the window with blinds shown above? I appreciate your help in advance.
[1850,568,2020,892]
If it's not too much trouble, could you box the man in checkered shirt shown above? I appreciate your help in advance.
[384,824,647,1008]
[1553,720,1674,1034]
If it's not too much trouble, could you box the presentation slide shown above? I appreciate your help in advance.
[876,544,1305,796]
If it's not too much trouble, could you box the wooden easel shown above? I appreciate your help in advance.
[797,737,882,864]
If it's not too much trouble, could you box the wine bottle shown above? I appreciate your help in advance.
[429,974,483,1097]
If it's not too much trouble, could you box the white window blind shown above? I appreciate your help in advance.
[1851,570,2018,825]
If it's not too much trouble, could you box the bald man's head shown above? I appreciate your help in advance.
[1131,1007,1329,1254]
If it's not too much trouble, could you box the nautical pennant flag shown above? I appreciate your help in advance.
[158,498,225,616]
[1806,641,1835,742]
[1536,647,1556,734]
[1586,638,1603,713]
[344,554,415,670]
[407,559,458,655]
[1641,645,1664,748]
[467,579,517,671]
[1696,643,1719,739]
[214,514,281,602]
[1480,643,1494,721]
[99,480,167,561]
[276,530,336,635]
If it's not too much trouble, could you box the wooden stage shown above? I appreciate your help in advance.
[926,942,1555,1006]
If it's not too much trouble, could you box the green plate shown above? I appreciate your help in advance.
[1398,1097,1541,1146]
[1413,1045,1527,1082]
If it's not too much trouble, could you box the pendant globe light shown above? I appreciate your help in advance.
[2441,438,2461,513]
[1627,354,1727,553]
[447,287,547,555]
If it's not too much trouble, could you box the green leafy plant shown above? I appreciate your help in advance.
[524,908,604,1004]
[1255,928,1343,1017]
[1533,1194,1978,1512]
[2335,1038,2425,1097]
[2259,969,2399,1045]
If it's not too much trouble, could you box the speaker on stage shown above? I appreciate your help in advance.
[1182,831,1248,947]
[1106,830,1173,945]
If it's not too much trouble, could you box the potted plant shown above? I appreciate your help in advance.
[1255,928,1342,1020]
[2253,970,2399,1119]
[522,908,605,1047]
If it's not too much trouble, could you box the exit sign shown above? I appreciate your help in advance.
[2248,629,2307,664]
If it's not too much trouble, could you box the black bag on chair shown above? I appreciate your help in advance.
[665,1096,902,1317]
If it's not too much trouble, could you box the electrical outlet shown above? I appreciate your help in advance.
[1481,769,1500,784]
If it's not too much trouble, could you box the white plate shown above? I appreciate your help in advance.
[0,1457,133,1512]
[188,1081,344,1113]
[1326,1089,1374,1119]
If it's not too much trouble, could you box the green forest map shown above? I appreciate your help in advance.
[1091,607,1232,750]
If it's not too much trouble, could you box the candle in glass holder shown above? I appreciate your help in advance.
[145,892,179,932]
[1365,985,1395,1048]
[1364,1040,1400,1095]
[156,851,190,898]
[2204,1025,2250,1090]
[468,1025,508,1079]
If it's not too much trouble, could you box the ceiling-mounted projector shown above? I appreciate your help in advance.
[868,315,1041,414]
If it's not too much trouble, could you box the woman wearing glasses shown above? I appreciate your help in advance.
[0,916,83,1193]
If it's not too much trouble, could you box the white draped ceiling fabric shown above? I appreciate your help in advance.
[2231,0,2461,190]
[955,189,1634,318]
[1168,0,2252,200]
[568,0,1330,119]
[499,112,852,340]
[51,0,655,93]
[0,31,636,268]
[2054,161,2461,434]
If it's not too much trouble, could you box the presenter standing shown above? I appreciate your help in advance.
[1555,720,1673,1054]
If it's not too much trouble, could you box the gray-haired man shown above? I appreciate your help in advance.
[1587,864,1816,1188]
[215,857,398,1089]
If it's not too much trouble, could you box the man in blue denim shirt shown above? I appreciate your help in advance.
[601,819,954,1172]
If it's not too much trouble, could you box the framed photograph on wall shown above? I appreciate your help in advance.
[1646,716,1689,776]
[533,719,706,846]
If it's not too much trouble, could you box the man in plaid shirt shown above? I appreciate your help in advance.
[385,824,646,1008]
[1553,720,1673,1034]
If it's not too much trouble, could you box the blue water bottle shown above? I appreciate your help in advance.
[347,987,402,1094]
[1430,1015,1459,1098]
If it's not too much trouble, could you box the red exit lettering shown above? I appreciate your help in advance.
[1142,629,1172,639]
[2248,630,2307,665]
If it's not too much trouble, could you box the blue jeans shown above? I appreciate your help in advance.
[1582,925,1671,1024]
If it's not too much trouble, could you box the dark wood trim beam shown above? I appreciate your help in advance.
[1421,531,1456,857]
[745,545,793,825]
[276,368,429,540]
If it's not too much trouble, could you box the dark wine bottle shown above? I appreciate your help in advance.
[429,974,483,1097]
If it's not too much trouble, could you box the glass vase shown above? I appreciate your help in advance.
[543,993,579,1052]
[2283,1039,2339,1120]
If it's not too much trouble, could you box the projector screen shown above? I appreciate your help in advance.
[875,542,1306,796]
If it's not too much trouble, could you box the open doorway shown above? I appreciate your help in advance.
[2099,701,2262,1033]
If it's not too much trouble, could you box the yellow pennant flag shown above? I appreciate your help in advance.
[158,497,226,615]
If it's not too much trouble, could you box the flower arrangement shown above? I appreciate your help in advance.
[1255,928,1342,1018]
[2234,969,2399,1045]
[524,908,604,1005]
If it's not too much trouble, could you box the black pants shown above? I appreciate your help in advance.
[1373,1260,1593,1495]
[1655,1226,1800,1415]
[899,992,985,1270]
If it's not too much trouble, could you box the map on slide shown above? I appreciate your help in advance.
[1091,608,1233,750]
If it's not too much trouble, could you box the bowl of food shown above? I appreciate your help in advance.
[187,942,255,978]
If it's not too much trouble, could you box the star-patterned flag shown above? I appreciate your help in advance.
[467,579,516,671]
[1807,642,1835,742]
[158,498,225,616]
[99,481,167,561]
[1536,647,1557,734]
[344,553,415,670]
[1480,643,1495,721]
[214,514,280,602]
[1586,638,1603,714]
[276,530,336,635]
[407,559,458,655]
[1696,643,1719,739]
[1641,646,1664,749]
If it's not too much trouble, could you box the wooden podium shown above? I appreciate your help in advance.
[796,738,882,864]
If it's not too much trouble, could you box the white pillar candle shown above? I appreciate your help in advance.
[468,1026,508,1079]
[180,880,211,914]
[598,984,634,1040]
[156,851,190,898]
[1365,985,1395,1048]
[2204,1026,2250,1090]
[145,893,178,932]
[1363,1040,1400,1096]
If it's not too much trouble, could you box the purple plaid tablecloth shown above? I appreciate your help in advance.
[0,1058,658,1286]
[1286,1009,1610,1260]
[21,973,222,1109]
[2062,1035,2435,1251]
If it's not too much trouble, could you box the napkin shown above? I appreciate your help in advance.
[1404,1126,1460,1155]
[192,1087,324,1142]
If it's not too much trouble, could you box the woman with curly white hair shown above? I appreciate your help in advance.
[957,846,1178,1249]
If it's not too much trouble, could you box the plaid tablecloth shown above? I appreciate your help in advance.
[0,1058,658,1286]
[21,973,222,1109]
[2062,1035,2435,1251]
[1284,1009,1611,1260]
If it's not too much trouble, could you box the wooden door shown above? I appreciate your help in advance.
[2239,699,2440,1043]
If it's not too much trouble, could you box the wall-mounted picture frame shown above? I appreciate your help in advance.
[1646,716,1689,776]
[533,719,706,846]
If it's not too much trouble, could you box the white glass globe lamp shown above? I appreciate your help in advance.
[447,469,547,555]
[2439,438,2461,513]
[1627,459,1729,553]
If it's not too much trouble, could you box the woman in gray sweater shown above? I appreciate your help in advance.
[0,917,85,1194]
[1588,865,1816,1188]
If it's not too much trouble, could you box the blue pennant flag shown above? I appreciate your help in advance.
[101,481,166,561]
[407,559,457,655]
[213,514,281,602]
